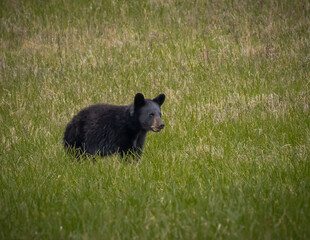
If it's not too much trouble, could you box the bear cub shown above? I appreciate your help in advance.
[63,93,165,159]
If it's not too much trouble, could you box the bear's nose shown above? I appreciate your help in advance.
[159,123,165,129]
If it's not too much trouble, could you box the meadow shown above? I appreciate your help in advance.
[0,0,309,239]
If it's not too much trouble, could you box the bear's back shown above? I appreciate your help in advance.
[80,103,129,125]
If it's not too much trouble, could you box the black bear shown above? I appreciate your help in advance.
[63,93,165,159]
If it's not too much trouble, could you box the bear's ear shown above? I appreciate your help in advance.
[153,93,165,106]
[134,93,145,110]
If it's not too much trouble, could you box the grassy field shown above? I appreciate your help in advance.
[0,0,309,239]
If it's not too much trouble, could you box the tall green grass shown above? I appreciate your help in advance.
[1,0,309,239]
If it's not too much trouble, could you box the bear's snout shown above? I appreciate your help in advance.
[151,117,165,132]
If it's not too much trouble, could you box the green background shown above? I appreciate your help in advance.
[0,0,309,239]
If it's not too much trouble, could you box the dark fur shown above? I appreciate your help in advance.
[63,93,165,159]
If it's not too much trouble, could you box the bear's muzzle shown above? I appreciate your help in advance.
[151,117,165,132]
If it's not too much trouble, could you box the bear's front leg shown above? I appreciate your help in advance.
[133,131,147,160]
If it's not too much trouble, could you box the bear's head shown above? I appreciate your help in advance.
[133,93,165,132]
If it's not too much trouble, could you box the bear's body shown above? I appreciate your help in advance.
[63,93,165,158]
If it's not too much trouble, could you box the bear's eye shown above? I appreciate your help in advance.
[149,113,154,117]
